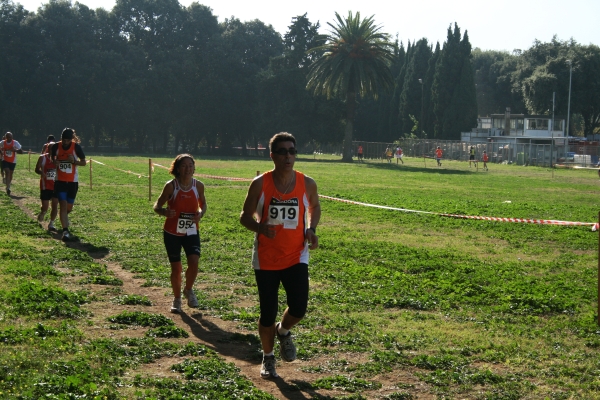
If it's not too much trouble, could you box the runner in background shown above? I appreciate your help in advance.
[35,141,58,231]
[153,154,207,314]
[357,145,363,162]
[41,135,55,154]
[469,146,477,168]
[395,146,404,164]
[50,128,86,241]
[482,151,489,171]
[435,146,443,167]
[0,132,24,195]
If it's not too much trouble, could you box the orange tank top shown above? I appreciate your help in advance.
[55,142,78,182]
[2,140,18,163]
[252,171,309,271]
[163,179,201,236]
[40,154,56,191]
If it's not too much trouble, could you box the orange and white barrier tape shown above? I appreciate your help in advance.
[152,163,253,181]
[320,195,598,230]
[92,159,148,178]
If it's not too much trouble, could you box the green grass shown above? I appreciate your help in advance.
[1,154,600,398]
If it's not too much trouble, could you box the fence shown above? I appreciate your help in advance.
[352,139,600,167]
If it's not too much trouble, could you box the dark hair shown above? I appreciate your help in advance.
[269,132,296,153]
[61,128,81,144]
[47,135,55,142]
[168,154,195,178]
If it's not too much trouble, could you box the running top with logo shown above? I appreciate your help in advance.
[51,142,85,182]
[163,179,201,237]
[436,149,443,158]
[252,170,309,271]
[1,140,22,163]
[39,154,56,191]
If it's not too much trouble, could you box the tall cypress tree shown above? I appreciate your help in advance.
[398,38,432,136]
[422,42,440,137]
[432,23,477,139]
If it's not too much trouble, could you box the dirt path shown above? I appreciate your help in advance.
[11,193,432,400]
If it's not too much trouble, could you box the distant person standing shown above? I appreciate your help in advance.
[395,147,404,164]
[35,141,58,231]
[0,132,24,195]
[50,128,86,241]
[469,146,476,168]
[435,146,443,167]
[357,145,363,162]
[0,133,4,184]
[153,154,207,314]
[385,147,392,163]
[240,132,320,379]
[482,151,489,171]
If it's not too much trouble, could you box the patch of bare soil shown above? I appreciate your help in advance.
[13,193,435,400]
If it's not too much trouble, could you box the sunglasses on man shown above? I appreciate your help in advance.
[273,148,298,155]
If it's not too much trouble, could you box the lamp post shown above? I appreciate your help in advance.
[418,78,424,138]
[566,59,573,142]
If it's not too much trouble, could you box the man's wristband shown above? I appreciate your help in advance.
[307,227,316,234]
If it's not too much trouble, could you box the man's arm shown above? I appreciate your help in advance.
[34,156,43,175]
[74,144,86,166]
[304,176,320,250]
[240,176,275,238]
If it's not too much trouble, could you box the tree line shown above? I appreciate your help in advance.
[1,0,598,155]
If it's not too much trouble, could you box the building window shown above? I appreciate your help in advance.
[527,119,548,130]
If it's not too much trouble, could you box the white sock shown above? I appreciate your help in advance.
[277,324,289,336]
[263,351,274,357]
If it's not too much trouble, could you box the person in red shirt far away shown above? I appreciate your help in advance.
[435,146,443,167]
[482,151,489,171]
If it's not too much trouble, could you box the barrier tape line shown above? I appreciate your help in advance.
[92,159,149,178]
[150,164,598,231]
[319,195,597,230]
[152,163,253,181]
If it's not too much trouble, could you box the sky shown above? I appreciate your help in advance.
[13,0,600,52]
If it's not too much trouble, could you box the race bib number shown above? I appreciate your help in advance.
[58,161,72,174]
[268,198,299,229]
[176,212,197,235]
[45,169,56,180]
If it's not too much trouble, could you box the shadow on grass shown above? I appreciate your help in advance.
[58,233,110,259]
[178,312,314,400]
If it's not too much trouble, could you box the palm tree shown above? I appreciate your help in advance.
[307,11,396,162]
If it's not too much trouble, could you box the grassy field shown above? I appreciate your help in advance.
[1,153,599,399]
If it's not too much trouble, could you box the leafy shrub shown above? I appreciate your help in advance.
[107,311,173,327]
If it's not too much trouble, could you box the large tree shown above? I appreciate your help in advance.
[307,11,395,161]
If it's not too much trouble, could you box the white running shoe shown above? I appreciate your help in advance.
[276,322,297,362]
[170,298,182,313]
[183,289,199,308]
[260,355,278,379]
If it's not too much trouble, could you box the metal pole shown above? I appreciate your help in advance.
[419,79,424,138]
[90,158,92,190]
[148,159,152,201]
[598,211,600,326]
[566,60,573,141]
[28,150,31,172]
[551,92,555,168]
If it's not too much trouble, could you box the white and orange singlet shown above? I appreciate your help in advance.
[39,154,56,191]
[2,140,20,163]
[163,179,201,236]
[252,170,309,271]
[55,142,79,182]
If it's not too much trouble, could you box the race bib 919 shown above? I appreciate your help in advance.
[269,198,299,229]
[177,212,197,235]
